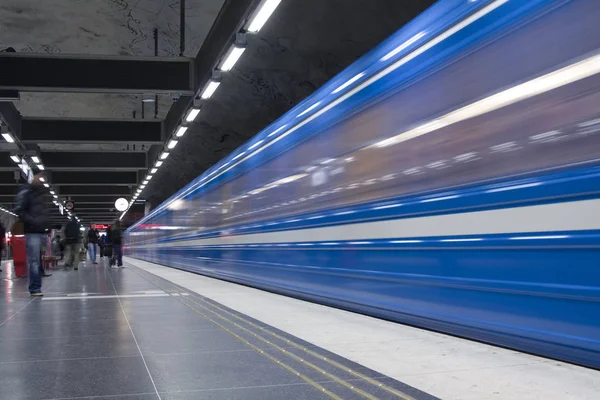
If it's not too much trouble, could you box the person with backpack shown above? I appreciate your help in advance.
[63,219,81,270]
[110,221,123,268]
[14,172,51,296]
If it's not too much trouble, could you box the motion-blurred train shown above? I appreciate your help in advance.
[126,0,600,368]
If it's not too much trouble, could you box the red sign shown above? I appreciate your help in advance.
[91,224,111,230]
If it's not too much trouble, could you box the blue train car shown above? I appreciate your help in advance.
[126,0,600,368]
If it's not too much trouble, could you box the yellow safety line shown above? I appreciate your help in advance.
[127,267,343,400]
[187,287,417,400]
[131,266,417,400]
[129,267,384,400]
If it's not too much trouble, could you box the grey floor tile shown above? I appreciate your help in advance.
[0,356,156,400]
[0,316,130,339]
[145,350,306,393]
[14,301,124,322]
[39,394,158,400]
[122,303,202,320]
[0,330,139,362]
[160,383,331,400]
[128,313,217,332]
[135,325,249,355]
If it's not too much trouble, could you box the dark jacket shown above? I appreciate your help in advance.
[104,227,113,246]
[14,184,49,234]
[109,226,122,245]
[64,220,81,244]
[87,228,98,244]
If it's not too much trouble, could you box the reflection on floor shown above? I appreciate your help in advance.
[0,258,437,400]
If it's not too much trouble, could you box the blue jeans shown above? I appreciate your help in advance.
[26,233,43,293]
[89,243,96,262]
[114,244,123,267]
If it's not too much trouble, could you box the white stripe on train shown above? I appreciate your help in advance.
[128,198,600,249]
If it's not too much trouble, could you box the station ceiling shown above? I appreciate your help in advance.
[0,0,435,226]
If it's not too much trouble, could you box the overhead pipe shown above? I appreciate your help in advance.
[180,0,186,57]
[154,28,159,118]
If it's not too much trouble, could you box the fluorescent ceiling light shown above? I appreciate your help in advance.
[232,152,246,161]
[160,152,169,160]
[143,180,149,185]
[220,46,246,72]
[37,164,45,170]
[201,81,221,99]
[49,190,55,194]
[140,185,146,189]
[43,183,49,188]
[185,108,201,123]
[332,72,365,94]
[297,101,321,118]
[146,175,153,180]
[1,133,14,143]
[267,124,287,138]
[31,156,40,163]
[372,53,600,149]
[175,126,188,137]
[248,140,264,151]
[53,195,58,199]
[142,93,155,103]
[167,139,178,149]
[155,160,163,167]
[151,168,158,174]
[40,177,46,182]
[129,0,512,230]
[381,32,426,62]
[247,0,282,33]
[10,155,19,163]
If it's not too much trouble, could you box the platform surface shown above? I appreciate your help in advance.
[125,257,600,400]
[1,258,438,400]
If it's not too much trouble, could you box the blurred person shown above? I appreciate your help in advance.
[0,221,4,273]
[87,225,98,264]
[52,234,61,259]
[83,234,89,259]
[98,234,105,260]
[105,225,114,266]
[14,172,50,296]
[111,221,123,268]
[63,219,81,270]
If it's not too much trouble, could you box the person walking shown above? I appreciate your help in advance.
[14,172,50,297]
[52,234,61,259]
[0,221,5,273]
[63,219,81,270]
[98,234,105,260]
[105,225,114,266]
[110,221,123,268]
[87,225,98,264]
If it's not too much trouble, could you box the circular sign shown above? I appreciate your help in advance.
[115,198,129,212]
[64,201,74,211]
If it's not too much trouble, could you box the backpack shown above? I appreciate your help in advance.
[65,221,80,243]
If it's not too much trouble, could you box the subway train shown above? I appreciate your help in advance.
[125,0,600,368]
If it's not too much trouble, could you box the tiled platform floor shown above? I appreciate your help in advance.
[0,259,437,400]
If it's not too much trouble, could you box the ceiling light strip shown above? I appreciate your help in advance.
[131,0,510,228]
